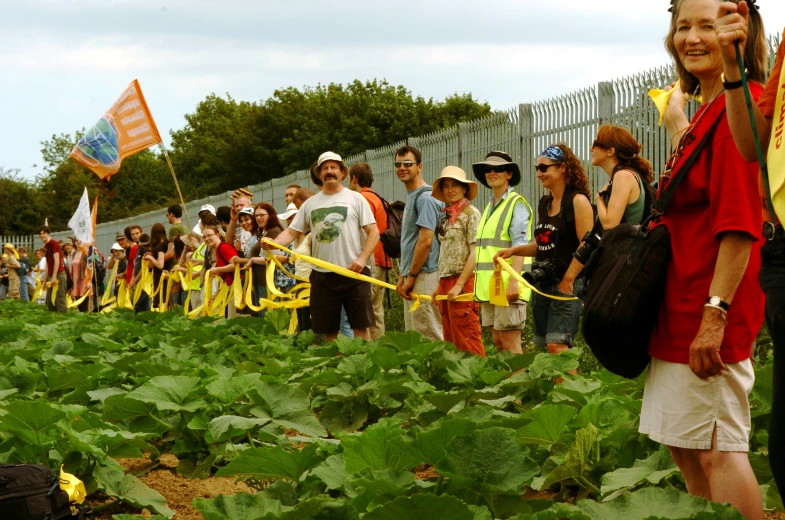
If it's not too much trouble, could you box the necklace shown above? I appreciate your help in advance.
[662,92,723,180]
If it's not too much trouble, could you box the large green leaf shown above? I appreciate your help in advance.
[516,404,577,446]
[94,464,175,518]
[535,424,598,492]
[575,487,743,519]
[208,415,271,442]
[254,382,326,437]
[126,375,206,413]
[0,400,66,446]
[363,494,475,520]
[312,454,349,490]
[102,394,156,422]
[341,419,422,473]
[206,373,260,404]
[600,448,678,499]
[193,492,286,520]
[215,444,323,482]
[439,427,540,494]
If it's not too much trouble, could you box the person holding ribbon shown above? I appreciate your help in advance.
[205,225,239,318]
[472,151,533,354]
[430,166,484,356]
[68,239,89,312]
[493,145,593,363]
[715,0,785,500]
[38,226,68,314]
[634,1,768,518]
[264,151,379,342]
[242,203,284,318]
[143,224,174,309]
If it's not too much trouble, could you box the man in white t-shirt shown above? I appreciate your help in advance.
[266,151,379,341]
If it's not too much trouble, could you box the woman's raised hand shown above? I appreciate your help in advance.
[715,1,750,64]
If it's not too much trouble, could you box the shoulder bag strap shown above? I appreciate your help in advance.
[651,108,726,216]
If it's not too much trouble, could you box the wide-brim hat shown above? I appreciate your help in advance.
[110,242,124,252]
[3,243,19,260]
[279,203,299,220]
[472,151,521,189]
[432,166,479,203]
[310,151,347,185]
[179,234,201,249]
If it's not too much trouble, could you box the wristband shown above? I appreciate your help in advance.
[721,72,743,90]
[408,272,419,277]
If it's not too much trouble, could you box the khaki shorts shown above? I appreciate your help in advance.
[480,301,527,331]
[639,357,754,452]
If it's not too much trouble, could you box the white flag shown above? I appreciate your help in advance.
[68,188,93,244]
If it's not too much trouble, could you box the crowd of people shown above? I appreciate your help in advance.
[0,1,783,517]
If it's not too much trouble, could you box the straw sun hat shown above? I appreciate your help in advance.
[432,166,478,203]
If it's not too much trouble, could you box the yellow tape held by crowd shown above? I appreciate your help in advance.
[495,257,579,301]
[68,292,90,309]
[101,263,119,306]
[648,86,702,126]
[49,280,58,306]
[33,279,44,302]
[260,238,473,310]
[59,466,86,505]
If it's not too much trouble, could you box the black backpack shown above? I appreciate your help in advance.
[367,188,431,260]
[581,110,724,379]
[0,464,92,520]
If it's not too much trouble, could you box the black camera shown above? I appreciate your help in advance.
[523,260,559,286]
[573,230,602,265]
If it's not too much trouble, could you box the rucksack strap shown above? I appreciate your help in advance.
[651,108,726,216]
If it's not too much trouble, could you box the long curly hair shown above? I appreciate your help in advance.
[254,203,282,234]
[665,0,767,96]
[556,144,590,197]
[594,125,655,183]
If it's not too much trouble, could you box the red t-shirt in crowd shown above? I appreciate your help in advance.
[44,240,65,277]
[125,244,138,284]
[649,89,766,365]
[360,187,393,269]
[214,242,238,286]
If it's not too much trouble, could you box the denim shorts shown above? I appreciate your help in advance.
[531,278,584,347]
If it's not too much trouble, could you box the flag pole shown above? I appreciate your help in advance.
[159,143,193,230]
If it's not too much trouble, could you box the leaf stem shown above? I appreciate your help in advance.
[246,430,256,447]
[435,474,444,496]
[577,475,601,495]
[92,498,121,512]
[149,414,171,431]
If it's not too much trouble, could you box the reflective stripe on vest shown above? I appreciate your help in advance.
[475,192,533,302]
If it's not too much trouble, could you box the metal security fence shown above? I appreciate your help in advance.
[1,236,35,254]
[51,34,781,255]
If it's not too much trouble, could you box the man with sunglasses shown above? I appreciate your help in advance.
[395,145,445,341]
[472,151,533,354]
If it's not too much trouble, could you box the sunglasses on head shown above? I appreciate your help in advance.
[483,166,509,174]
[535,163,560,173]
[394,160,416,168]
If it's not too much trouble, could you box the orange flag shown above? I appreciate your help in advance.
[70,79,162,180]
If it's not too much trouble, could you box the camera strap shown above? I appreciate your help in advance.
[647,107,726,222]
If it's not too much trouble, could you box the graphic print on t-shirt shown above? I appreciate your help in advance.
[534,223,558,254]
[311,207,348,244]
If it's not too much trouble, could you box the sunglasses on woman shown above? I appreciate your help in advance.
[483,166,509,174]
[535,163,560,173]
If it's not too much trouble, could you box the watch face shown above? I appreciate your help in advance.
[710,296,721,306]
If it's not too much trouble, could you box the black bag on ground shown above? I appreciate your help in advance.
[0,464,73,520]
[581,111,724,379]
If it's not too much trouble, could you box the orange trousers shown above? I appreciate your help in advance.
[436,274,485,357]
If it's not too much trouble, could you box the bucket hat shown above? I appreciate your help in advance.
[310,151,347,185]
[110,242,124,252]
[472,151,521,189]
[279,203,299,221]
[3,243,19,260]
[199,204,216,216]
[432,166,478,203]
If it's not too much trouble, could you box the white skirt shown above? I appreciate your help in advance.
[639,357,754,452]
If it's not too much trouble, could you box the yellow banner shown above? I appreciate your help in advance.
[767,61,785,223]
[70,80,163,180]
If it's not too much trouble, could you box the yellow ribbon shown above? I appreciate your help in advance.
[101,262,119,306]
[495,257,579,301]
[648,86,702,126]
[33,279,44,301]
[260,239,471,311]
[68,292,90,309]
[59,466,86,505]
[49,280,59,306]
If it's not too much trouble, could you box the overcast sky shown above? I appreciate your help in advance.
[2,0,784,180]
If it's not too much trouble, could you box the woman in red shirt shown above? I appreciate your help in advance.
[204,225,239,319]
[640,1,768,519]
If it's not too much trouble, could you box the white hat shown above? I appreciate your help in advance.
[279,202,299,220]
[110,242,124,252]
[199,204,216,215]
[310,151,347,184]
[238,207,254,218]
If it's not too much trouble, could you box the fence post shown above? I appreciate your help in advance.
[518,103,534,203]
[598,81,615,125]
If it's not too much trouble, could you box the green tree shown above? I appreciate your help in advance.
[0,168,45,235]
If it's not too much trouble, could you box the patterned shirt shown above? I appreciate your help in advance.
[437,205,481,278]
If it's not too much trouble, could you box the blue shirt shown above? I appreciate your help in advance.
[484,187,531,247]
[400,185,444,275]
